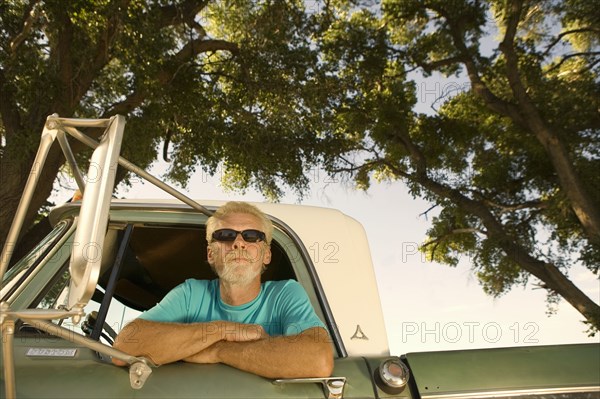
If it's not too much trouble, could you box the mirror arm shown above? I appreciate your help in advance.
[1,304,156,398]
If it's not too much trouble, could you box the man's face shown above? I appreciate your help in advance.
[207,213,272,285]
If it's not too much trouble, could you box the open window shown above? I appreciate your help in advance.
[26,218,316,349]
[106,223,297,312]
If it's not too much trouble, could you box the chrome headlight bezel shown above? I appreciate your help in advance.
[376,357,410,393]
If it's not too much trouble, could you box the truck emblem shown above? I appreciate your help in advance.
[351,325,368,340]
[26,348,78,358]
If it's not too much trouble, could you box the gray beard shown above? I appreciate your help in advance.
[218,261,262,285]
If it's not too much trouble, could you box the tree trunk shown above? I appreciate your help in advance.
[497,0,600,247]
[446,0,600,248]
[543,261,600,330]
[422,177,600,330]
[0,142,65,264]
[492,227,600,330]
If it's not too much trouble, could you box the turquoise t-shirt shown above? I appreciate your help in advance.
[139,279,325,336]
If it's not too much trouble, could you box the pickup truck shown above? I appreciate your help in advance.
[1,115,599,398]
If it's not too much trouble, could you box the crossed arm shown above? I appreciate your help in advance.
[112,319,334,378]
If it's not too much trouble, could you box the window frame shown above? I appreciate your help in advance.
[17,209,343,357]
[1,219,73,303]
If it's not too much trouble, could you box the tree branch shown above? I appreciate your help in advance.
[480,198,549,213]
[68,1,214,114]
[419,55,466,74]
[105,38,239,116]
[546,51,600,74]
[499,0,540,112]
[330,159,387,175]
[331,132,600,326]
[53,3,75,112]
[502,0,523,48]
[430,3,527,126]
[419,204,438,220]
[543,27,600,56]
[158,0,209,29]
[9,0,42,55]
[416,172,600,327]
[383,125,428,178]
[68,1,131,111]
[174,38,240,64]
[422,227,485,261]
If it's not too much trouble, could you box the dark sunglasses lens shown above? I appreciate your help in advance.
[212,229,237,241]
[241,230,265,242]
[212,229,265,243]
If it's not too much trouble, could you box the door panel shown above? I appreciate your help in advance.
[5,338,379,398]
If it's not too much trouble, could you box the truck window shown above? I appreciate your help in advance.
[26,221,319,344]
[1,220,71,301]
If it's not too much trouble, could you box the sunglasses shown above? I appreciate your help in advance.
[211,229,266,243]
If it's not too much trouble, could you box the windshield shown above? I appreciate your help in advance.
[1,220,71,300]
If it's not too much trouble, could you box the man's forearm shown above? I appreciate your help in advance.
[112,319,264,366]
[189,327,334,378]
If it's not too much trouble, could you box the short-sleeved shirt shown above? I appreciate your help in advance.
[139,279,325,336]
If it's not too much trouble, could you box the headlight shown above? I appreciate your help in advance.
[377,357,410,393]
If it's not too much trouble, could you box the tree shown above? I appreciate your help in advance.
[2,0,598,333]
[312,0,600,332]
[0,0,334,257]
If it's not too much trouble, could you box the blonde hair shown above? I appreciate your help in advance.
[205,201,273,244]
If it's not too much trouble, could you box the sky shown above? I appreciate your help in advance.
[99,159,600,356]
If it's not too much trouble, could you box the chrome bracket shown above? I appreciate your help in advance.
[129,361,153,389]
[274,377,346,399]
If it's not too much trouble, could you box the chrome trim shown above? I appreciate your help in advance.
[62,126,214,217]
[56,130,86,192]
[0,116,58,282]
[47,116,112,128]
[420,385,600,399]
[129,361,153,390]
[26,348,77,357]
[274,377,347,399]
[379,357,410,388]
[1,317,16,399]
[0,115,162,398]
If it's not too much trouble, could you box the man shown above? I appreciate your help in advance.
[113,201,334,378]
